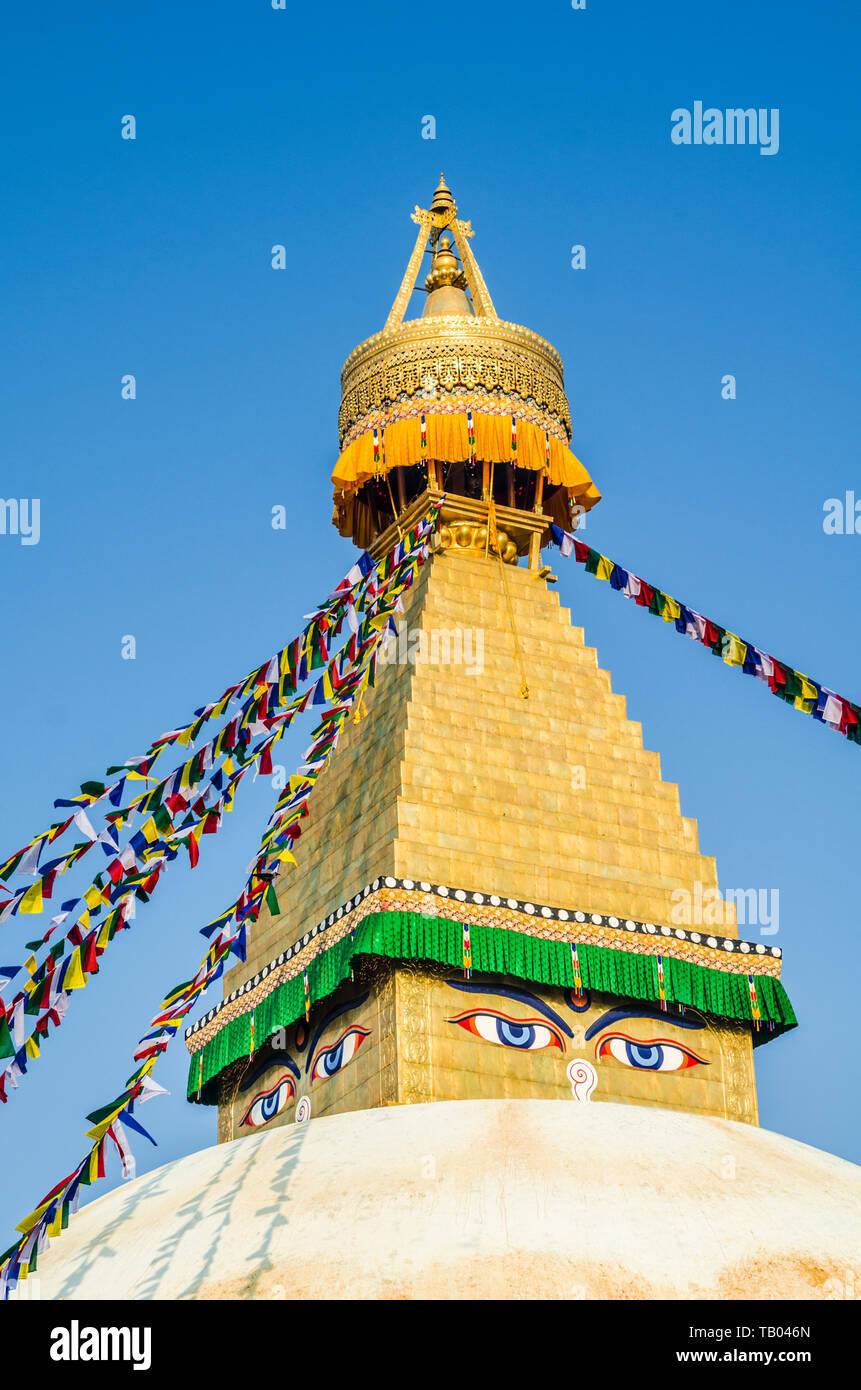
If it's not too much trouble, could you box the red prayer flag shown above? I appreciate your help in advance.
[83,933,99,974]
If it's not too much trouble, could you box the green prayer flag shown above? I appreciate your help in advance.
[584,547,601,576]
[649,589,666,617]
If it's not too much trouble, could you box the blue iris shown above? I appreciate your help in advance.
[260,1086,285,1120]
[320,1041,345,1076]
[625,1042,664,1070]
[496,1019,536,1049]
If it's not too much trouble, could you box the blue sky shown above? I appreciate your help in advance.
[1,0,859,1241]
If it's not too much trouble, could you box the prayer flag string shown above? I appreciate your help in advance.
[0,502,440,1299]
[551,526,861,745]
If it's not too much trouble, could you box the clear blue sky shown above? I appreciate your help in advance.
[1,0,859,1241]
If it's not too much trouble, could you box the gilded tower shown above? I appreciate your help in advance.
[185,179,793,1140]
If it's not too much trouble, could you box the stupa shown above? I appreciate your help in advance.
[34,179,861,1301]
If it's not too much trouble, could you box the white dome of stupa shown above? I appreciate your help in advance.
[33,1099,861,1301]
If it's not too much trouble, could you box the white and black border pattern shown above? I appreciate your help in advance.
[185,875,782,1043]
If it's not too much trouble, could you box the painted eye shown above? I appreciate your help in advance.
[240,1073,295,1128]
[447,1010,564,1052]
[310,1026,369,1082]
[596,1034,705,1072]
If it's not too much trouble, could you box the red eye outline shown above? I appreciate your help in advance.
[595,1033,706,1070]
[447,1009,565,1052]
[309,1025,370,1083]
[239,1072,296,1128]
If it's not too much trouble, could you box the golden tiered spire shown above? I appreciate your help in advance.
[383,175,498,331]
[429,172,455,216]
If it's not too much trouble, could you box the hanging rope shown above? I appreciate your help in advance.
[488,498,529,700]
[385,472,404,541]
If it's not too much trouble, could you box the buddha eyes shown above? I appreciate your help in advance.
[240,1073,296,1128]
[238,1027,369,1128]
[447,1010,565,1052]
[596,1034,706,1072]
[309,1026,370,1082]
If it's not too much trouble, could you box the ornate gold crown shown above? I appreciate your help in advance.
[338,176,572,447]
[332,177,599,550]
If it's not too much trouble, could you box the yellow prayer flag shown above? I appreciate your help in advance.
[661,596,681,624]
[83,885,102,911]
[19,880,44,915]
[47,1204,65,1238]
[595,555,614,582]
[85,1105,125,1142]
[722,633,747,667]
[62,947,87,991]
[16,1200,54,1234]
[24,1035,40,1060]
[140,817,160,844]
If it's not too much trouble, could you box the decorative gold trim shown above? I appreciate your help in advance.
[339,316,571,444]
[186,881,783,1056]
[342,390,570,453]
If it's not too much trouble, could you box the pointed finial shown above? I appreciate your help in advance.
[430,174,456,217]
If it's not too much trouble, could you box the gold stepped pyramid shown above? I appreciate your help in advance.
[242,546,723,962]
